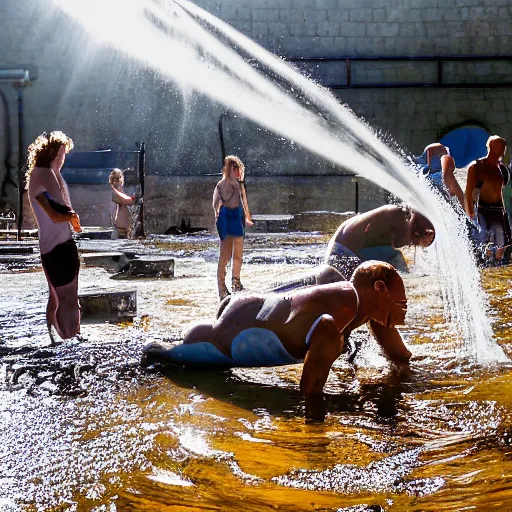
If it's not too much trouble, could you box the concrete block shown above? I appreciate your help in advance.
[237,7,251,20]
[249,214,294,232]
[79,289,137,322]
[372,8,386,22]
[268,21,289,36]
[317,21,340,37]
[349,8,372,22]
[116,256,175,278]
[327,10,349,22]
[490,21,509,36]
[76,229,114,240]
[252,9,278,22]
[316,0,337,8]
[442,8,462,20]
[339,22,366,37]
[290,22,306,36]
[402,9,422,22]
[253,21,269,36]
[0,246,34,255]
[371,23,399,37]
[290,211,355,232]
[81,252,130,271]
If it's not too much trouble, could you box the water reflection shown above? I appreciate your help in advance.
[1,236,512,510]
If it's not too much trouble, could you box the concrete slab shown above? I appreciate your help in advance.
[249,214,294,233]
[290,211,355,233]
[0,254,39,265]
[79,289,137,322]
[0,246,34,255]
[76,229,114,240]
[115,256,175,279]
[81,252,129,271]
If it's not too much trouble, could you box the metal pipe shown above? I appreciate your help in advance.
[0,89,15,202]
[288,54,512,62]
[16,87,24,241]
[218,111,229,165]
[0,69,30,83]
[287,55,512,89]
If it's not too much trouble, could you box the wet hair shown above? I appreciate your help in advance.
[26,131,74,185]
[411,210,435,238]
[351,261,402,291]
[222,155,245,180]
[487,135,506,152]
[109,168,125,186]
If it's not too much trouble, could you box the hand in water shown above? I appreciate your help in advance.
[70,212,82,233]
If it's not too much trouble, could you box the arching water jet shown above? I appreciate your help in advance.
[52,0,506,362]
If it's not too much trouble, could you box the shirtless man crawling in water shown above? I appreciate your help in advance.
[143,261,410,422]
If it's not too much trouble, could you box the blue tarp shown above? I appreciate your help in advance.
[439,125,490,168]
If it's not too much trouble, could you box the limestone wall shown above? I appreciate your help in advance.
[0,0,511,230]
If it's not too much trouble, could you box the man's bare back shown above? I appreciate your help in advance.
[329,205,434,255]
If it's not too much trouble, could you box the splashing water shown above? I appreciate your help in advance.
[53,0,505,362]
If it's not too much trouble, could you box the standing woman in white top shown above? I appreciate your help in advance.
[212,155,253,300]
[26,131,82,345]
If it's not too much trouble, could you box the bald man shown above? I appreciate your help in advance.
[318,205,435,283]
[143,261,411,422]
[465,135,512,261]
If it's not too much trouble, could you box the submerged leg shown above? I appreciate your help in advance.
[218,238,234,300]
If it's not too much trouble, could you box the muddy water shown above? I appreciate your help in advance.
[1,235,512,511]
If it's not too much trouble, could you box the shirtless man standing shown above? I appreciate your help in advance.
[143,261,410,421]
[465,135,511,261]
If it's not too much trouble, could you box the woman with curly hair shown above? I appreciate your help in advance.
[212,155,253,300]
[26,131,82,344]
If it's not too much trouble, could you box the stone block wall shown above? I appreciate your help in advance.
[1,0,511,230]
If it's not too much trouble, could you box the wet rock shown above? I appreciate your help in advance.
[79,289,137,322]
[81,251,129,271]
[113,256,175,279]
[76,228,114,240]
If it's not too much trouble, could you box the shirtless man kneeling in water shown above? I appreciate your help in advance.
[313,204,435,285]
[143,261,410,422]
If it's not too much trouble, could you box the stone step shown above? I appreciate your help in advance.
[115,256,175,279]
[290,211,354,233]
[80,252,129,271]
[0,246,34,255]
[76,229,114,240]
[249,214,294,233]
[79,289,137,322]
[0,254,39,265]
[249,212,355,233]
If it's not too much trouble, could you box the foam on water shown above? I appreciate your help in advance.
[53,0,506,362]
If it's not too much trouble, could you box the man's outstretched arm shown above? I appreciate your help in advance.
[300,315,345,421]
[369,319,411,363]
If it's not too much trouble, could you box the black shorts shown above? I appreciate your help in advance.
[41,239,80,288]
